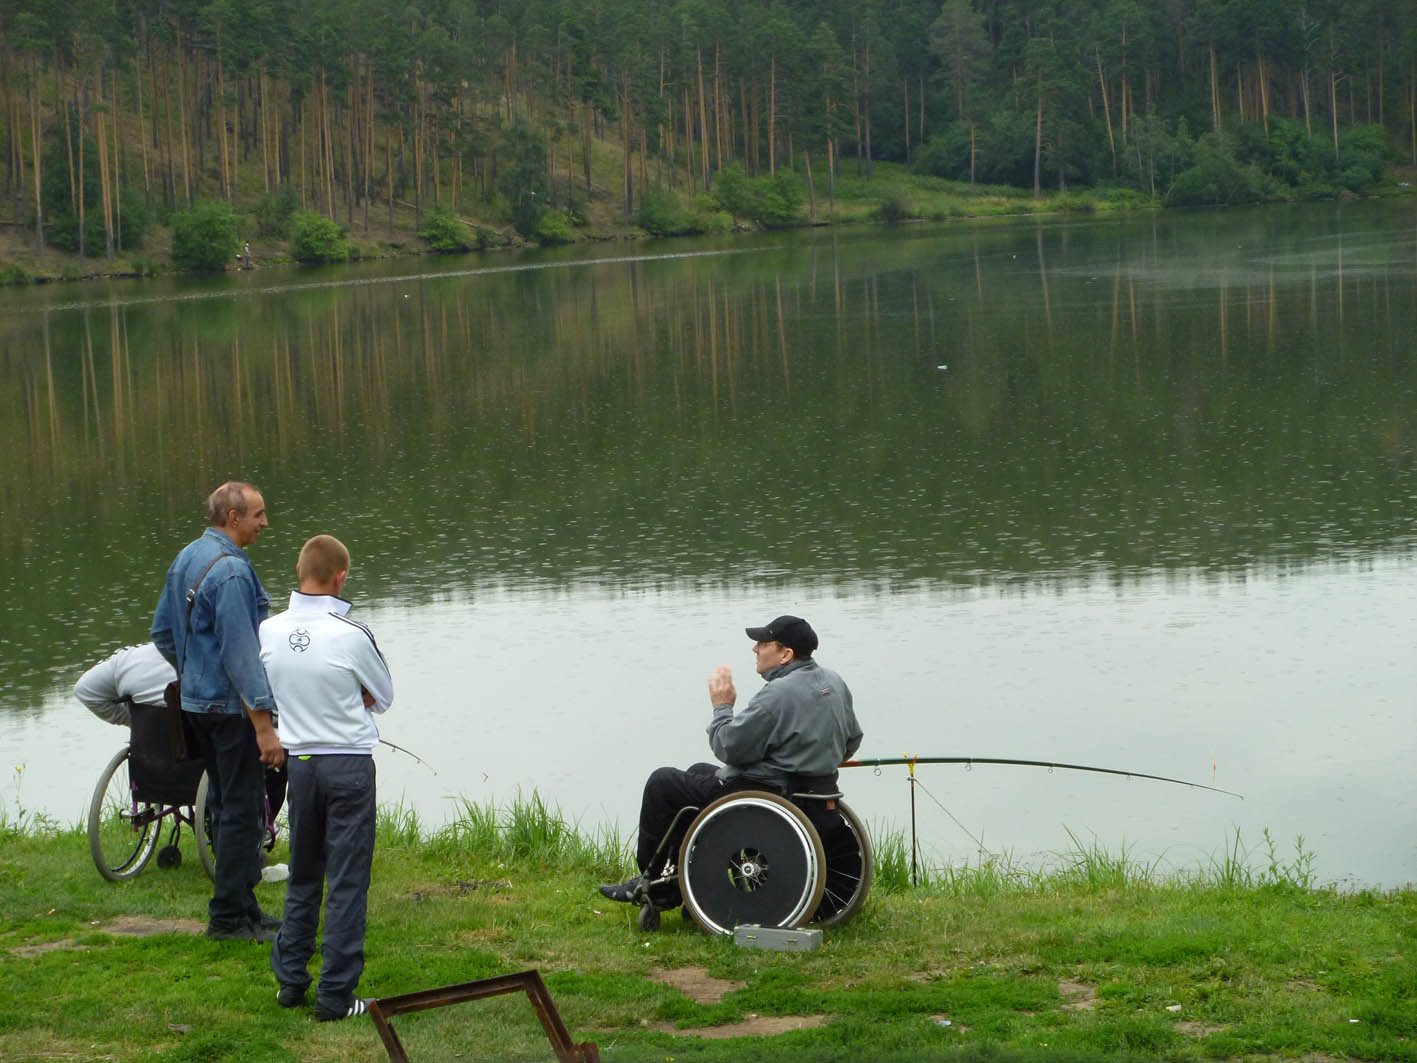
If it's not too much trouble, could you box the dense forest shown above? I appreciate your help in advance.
[2,0,1415,262]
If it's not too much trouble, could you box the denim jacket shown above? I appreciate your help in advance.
[151,527,276,715]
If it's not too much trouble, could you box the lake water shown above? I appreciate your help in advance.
[1,202,1413,889]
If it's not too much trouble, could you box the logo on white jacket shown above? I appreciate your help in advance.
[288,629,312,653]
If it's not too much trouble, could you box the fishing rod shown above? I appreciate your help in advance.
[842,755,1243,799]
[379,738,437,775]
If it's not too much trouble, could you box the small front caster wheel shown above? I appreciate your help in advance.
[156,845,182,870]
[636,905,661,932]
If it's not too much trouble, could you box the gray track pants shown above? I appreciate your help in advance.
[270,754,376,1011]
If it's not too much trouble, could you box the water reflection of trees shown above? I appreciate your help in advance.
[1,214,1414,700]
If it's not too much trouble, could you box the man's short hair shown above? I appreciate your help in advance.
[297,535,350,584]
[207,481,259,526]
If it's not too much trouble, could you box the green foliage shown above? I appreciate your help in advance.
[417,205,475,252]
[872,191,915,222]
[170,200,242,271]
[710,164,806,228]
[534,208,575,245]
[474,225,509,249]
[496,119,551,239]
[46,189,153,255]
[287,211,349,264]
[637,185,693,235]
[0,263,31,286]
[638,186,733,236]
[1166,133,1287,206]
[247,187,299,239]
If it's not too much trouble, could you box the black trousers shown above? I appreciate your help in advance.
[189,711,266,929]
[636,763,763,875]
[271,754,376,1011]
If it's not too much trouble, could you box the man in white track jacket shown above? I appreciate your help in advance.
[259,534,393,1023]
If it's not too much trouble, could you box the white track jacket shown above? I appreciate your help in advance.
[259,592,393,755]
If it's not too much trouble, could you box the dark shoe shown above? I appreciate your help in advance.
[256,909,283,931]
[598,876,644,904]
[315,997,371,1022]
[277,984,307,1008]
[206,919,277,944]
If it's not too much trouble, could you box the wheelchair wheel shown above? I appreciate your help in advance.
[194,767,284,883]
[194,772,216,882]
[89,747,161,882]
[678,791,826,936]
[812,800,873,926]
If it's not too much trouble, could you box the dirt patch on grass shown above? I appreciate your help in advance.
[9,916,204,957]
[100,915,206,936]
[639,1015,828,1039]
[406,879,513,902]
[1058,979,1097,1011]
[1176,1020,1228,1038]
[649,965,745,1004]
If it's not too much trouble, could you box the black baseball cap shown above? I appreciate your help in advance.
[745,615,819,656]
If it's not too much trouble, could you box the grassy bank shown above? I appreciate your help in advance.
[7,160,1413,288]
[1,795,1413,1063]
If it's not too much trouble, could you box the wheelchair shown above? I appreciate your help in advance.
[87,703,285,882]
[629,786,873,935]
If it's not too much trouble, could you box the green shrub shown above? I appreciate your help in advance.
[710,163,755,218]
[709,164,805,227]
[248,187,299,239]
[288,211,349,264]
[639,186,692,235]
[534,209,575,245]
[475,226,509,249]
[170,200,242,271]
[0,263,31,286]
[46,188,153,255]
[872,192,913,222]
[755,171,806,227]
[418,206,475,252]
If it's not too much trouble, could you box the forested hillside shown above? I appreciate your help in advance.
[2,0,1414,265]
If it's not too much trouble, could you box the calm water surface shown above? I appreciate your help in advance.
[2,203,1413,888]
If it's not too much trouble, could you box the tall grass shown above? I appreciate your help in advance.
[389,789,626,873]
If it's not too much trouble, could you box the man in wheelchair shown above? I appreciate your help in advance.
[599,614,863,909]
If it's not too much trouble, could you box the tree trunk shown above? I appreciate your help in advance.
[1329,69,1340,162]
[902,77,909,164]
[769,55,776,175]
[714,44,725,172]
[863,42,872,179]
[28,60,44,254]
[803,148,814,218]
[1258,54,1270,135]
[133,54,151,205]
[95,83,115,258]
[1209,41,1221,130]
[696,46,710,192]
[1096,48,1116,173]
[177,42,192,205]
[1032,94,1043,197]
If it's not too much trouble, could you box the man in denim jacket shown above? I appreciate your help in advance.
[152,481,285,941]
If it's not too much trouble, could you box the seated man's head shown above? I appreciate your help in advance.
[745,615,818,675]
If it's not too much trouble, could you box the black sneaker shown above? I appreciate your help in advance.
[206,919,277,944]
[276,984,307,1008]
[256,909,283,931]
[315,997,372,1022]
[597,876,644,904]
